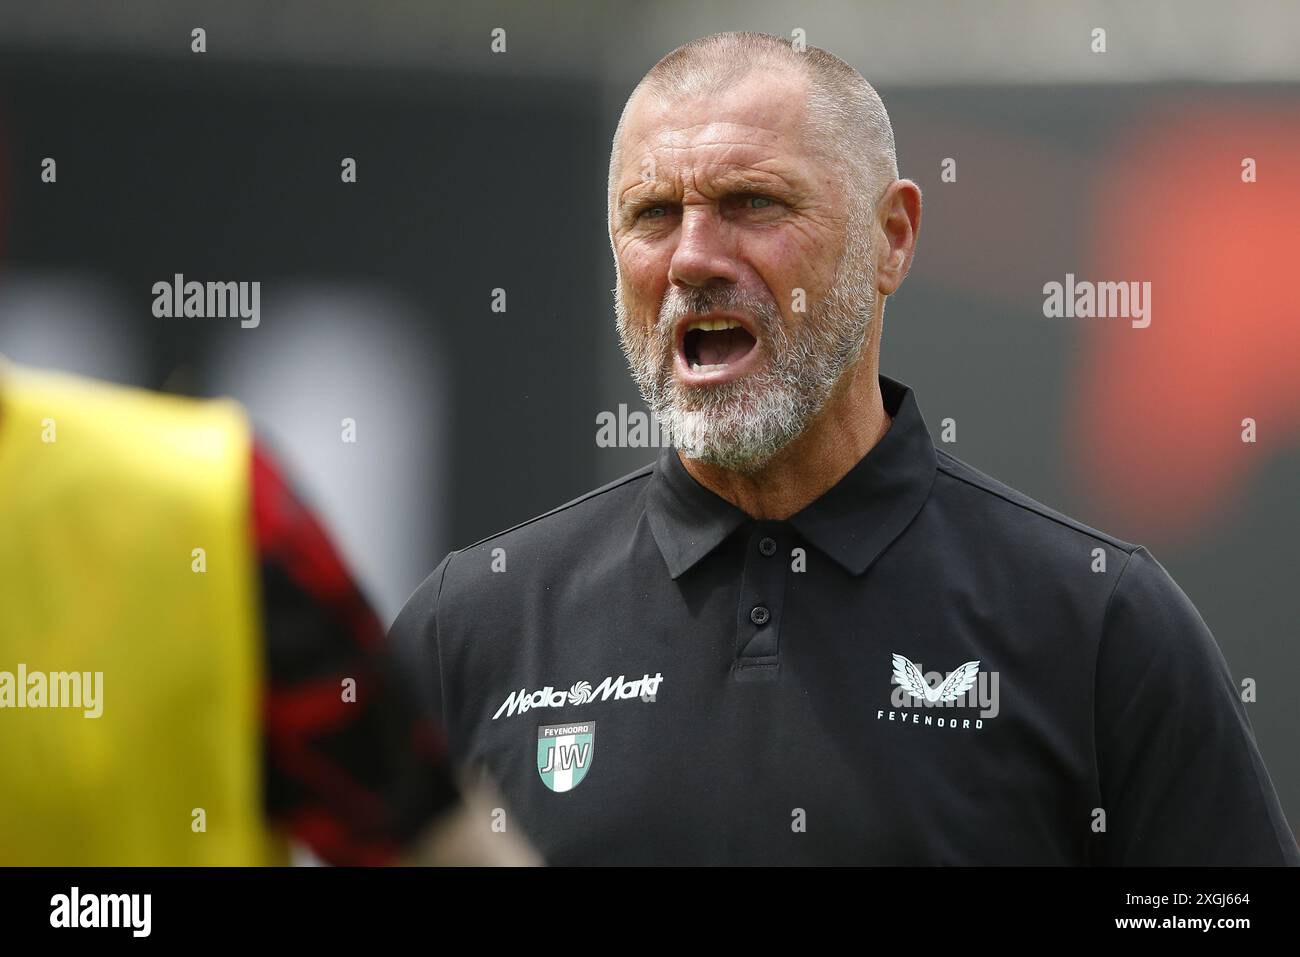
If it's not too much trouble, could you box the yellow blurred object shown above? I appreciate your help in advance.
[0,360,286,865]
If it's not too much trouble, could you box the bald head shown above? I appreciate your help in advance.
[608,32,898,223]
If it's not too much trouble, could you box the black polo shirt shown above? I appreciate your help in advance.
[391,374,1299,865]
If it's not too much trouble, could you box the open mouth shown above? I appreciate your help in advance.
[680,317,759,377]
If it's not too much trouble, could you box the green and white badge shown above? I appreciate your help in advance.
[537,721,595,793]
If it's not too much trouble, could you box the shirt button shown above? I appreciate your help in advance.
[758,537,777,556]
[750,605,771,626]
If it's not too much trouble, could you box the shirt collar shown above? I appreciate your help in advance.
[645,374,937,579]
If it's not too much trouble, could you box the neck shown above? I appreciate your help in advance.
[679,356,890,520]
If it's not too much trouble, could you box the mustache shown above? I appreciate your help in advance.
[655,285,780,340]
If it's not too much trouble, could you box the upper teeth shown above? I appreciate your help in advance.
[687,318,743,332]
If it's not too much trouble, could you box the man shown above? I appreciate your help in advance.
[0,358,534,865]
[391,32,1299,864]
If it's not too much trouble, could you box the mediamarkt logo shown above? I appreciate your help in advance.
[493,673,664,720]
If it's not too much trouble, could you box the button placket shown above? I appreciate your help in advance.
[734,522,788,678]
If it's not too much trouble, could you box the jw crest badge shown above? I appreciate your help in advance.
[537,722,595,793]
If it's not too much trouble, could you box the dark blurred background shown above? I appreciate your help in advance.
[1,1,1296,833]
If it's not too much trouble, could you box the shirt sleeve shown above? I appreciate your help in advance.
[252,440,460,864]
[1093,545,1300,865]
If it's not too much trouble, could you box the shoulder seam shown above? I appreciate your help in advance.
[432,551,454,730]
[1090,544,1142,863]
[433,550,453,610]
[1097,546,1142,682]
[935,451,1137,552]
[455,463,655,552]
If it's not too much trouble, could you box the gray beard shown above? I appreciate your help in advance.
[615,233,877,474]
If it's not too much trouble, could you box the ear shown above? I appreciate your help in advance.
[875,179,923,296]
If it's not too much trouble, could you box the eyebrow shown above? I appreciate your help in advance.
[617,170,800,223]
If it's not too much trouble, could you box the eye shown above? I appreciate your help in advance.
[731,193,782,215]
[639,205,667,220]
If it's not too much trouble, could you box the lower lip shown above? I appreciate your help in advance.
[674,336,762,386]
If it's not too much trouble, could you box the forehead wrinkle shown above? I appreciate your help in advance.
[643,119,788,148]
[617,139,809,200]
[625,125,791,174]
[619,107,797,164]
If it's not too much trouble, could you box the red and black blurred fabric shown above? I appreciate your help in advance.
[253,441,457,864]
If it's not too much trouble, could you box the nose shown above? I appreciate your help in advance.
[667,205,740,290]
